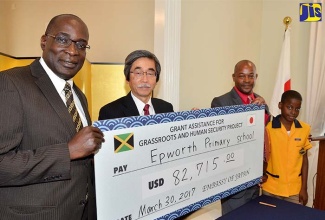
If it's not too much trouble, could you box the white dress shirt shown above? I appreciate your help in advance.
[39,58,88,126]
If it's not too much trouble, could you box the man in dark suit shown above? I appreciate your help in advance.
[99,50,173,120]
[211,60,269,215]
[0,14,104,220]
[211,60,267,107]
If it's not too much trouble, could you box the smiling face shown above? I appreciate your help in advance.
[40,15,89,80]
[232,61,258,95]
[127,57,157,103]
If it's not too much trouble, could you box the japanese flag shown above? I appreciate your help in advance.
[247,115,255,126]
[270,27,291,116]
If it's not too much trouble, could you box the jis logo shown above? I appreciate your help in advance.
[300,3,322,22]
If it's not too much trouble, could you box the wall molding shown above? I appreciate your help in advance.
[154,0,181,111]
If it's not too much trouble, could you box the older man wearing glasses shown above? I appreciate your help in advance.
[0,14,104,220]
[98,50,174,120]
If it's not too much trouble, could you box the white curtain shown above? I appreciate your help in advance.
[305,0,325,207]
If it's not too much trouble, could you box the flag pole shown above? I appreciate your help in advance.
[283,16,292,31]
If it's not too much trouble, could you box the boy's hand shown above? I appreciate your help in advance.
[308,134,312,142]
[261,173,268,183]
[299,189,308,205]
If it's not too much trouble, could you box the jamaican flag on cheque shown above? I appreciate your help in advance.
[114,133,134,153]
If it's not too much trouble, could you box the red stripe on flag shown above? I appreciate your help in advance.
[284,79,291,91]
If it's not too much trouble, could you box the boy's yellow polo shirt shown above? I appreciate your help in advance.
[263,115,312,197]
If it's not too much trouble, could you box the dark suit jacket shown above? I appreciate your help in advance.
[210,87,269,215]
[211,87,270,114]
[0,59,96,220]
[98,92,174,120]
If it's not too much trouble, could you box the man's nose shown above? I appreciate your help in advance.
[65,42,79,55]
[141,73,149,81]
[243,75,250,82]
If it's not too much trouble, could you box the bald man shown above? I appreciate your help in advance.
[211,60,269,215]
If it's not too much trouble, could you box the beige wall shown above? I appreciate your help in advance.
[180,0,310,121]
[0,0,312,121]
[259,0,310,120]
[180,0,263,111]
[0,0,154,63]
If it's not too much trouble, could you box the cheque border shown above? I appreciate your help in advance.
[159,177,261,220]
[94,104,265,131]
[93,104,265,220]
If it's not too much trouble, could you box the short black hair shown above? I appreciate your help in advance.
[124,50,161,82]
[281,90,302,103]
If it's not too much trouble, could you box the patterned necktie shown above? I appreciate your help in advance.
[143,104,150,115]
[64,82,83,132]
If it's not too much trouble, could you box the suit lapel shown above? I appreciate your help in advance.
[152,98,163,114]
[122,92,140,116]
[30,59,77,136]
[230,88,243,105]
[73,85,91,125]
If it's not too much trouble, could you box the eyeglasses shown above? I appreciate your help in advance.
[46,33,90,51]
[130,69,157,78]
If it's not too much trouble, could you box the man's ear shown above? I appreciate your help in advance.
[278,102,282,109]
[232,73,235,81]
[40,35,47,51]
[255,73,258,79]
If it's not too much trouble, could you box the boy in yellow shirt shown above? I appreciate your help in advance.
[263,90,312,205]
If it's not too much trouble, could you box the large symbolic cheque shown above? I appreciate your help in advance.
[93,105,265,220]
